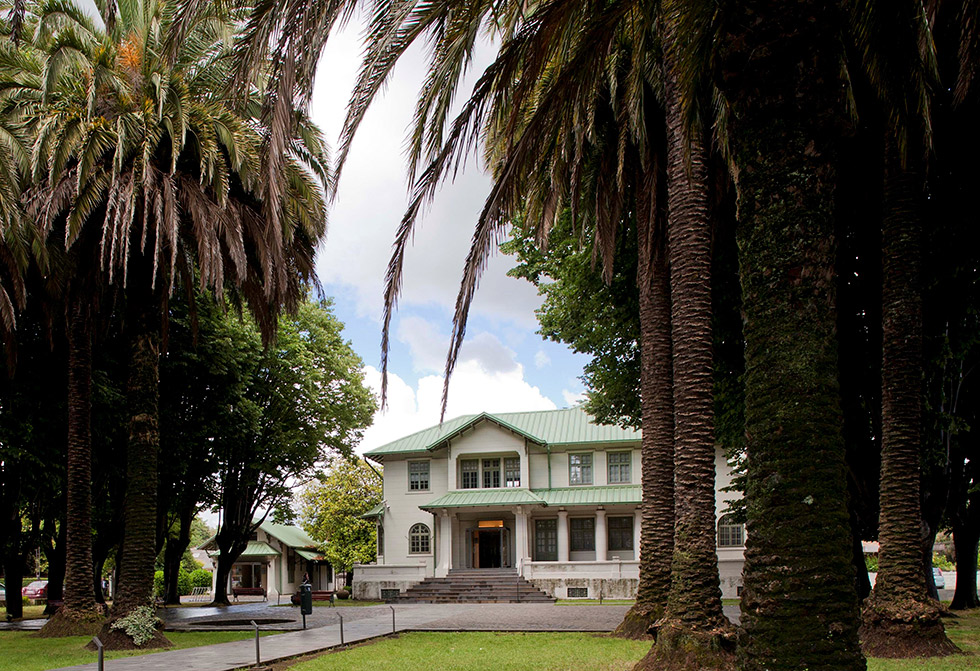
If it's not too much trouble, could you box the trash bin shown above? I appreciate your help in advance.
[300,583,313,616]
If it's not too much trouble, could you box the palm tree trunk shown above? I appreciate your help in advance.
[39,299,102,636]
[102,281,170,649]
[717,3,864,669]
[616,168,675,639]
[637,31,734,671]
[859,137,955,657]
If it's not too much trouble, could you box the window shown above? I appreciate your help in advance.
[535,519,558,561]
[608,516,634,551]
[409,523,431,554]
[608,452,632,484]
[286,548,295,583]
[377,523,384,556]
[717,515,745,548]
[505,458,521,488]
[461,460,479,489]
[570,517,595,552]
[408,461,429,491]
[569,453,593,485]
[483,458,501,488]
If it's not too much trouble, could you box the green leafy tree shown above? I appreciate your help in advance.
[299,458,382,580]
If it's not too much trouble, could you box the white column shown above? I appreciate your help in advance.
[557,510,569,562]
[450,514,460,568]
[514,507,529,572]
[595,508,607,561]
[633,510,642,560]
[436,511,452,577]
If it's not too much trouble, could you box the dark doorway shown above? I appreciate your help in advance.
[478,530,502,568]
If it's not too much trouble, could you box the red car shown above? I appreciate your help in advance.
[23,580,47,600]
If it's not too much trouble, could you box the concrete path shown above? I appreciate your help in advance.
[49,603,635,671]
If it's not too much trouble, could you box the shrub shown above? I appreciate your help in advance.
[177,568,192,596]
[110,605,160,646]
[864,554,878,572]
[335,589,350,600]
[189,569,212,590]
[153,570,165,597]
[933,553,954,571]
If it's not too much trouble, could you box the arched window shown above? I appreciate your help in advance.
[409,523,431,554]
[717,515,745,548]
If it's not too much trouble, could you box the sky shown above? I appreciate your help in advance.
[306,15,590,454]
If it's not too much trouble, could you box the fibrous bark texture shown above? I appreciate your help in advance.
[616,171,674,640]
[717,2,865,669]
[104,286,169,649]
[40,300,102,637]
[860,138,955,658]
[640,42,735,669]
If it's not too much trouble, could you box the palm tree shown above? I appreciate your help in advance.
[709,1,865,668]
[13,0,327,644]
[850,0,955,656]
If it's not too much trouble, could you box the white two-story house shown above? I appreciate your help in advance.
[354,406,744,600]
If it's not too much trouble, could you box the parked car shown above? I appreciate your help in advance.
[0,581,5,601]
[933,567,946,589]
[23,580,47,600]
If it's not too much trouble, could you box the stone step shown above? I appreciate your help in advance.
[399,571,554,604]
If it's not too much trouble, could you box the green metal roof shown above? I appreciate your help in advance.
[210,541,281,558]
[259,520,317,550]
[296,549,327,561]
[365,407,640,458]
[360,502,385,519]
[534,485,641,507]
[419,489,545,510]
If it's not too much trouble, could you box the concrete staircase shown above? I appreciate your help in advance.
[398,569,555,603]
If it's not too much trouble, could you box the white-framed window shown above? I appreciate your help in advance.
[717,515,745,548]
[569,453,593,485]
[504,457,521,488]
[569,517,595,552]
[409,523,431,554]
[408,461,430,491]
[460,459,479,489]
[608,516,634,551]
[483,458,501,488]
[607,451,632,484]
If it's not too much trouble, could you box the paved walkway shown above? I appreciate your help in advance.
[49,603,641,671]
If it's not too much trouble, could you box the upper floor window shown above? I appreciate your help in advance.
[569,453,593,485]
[505,457,521,488]
[717,514,745,548]
[570,517,595,552]
[608,516,634,551]
[608,452,632,484]
[483,458,501,488]
[460,459,479,489]
[409,523,431,554]
[408,461,430,491]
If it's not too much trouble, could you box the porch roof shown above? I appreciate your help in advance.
[533,485,641,506]
[296,548,328,561]
[210,541,281,558]
[419,488,544,510]
[360,502,385,519]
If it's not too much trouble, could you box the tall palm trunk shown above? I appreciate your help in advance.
[39,299,101,636]
[104,276,170,648]
[859,137,955,657]
[616,169,675,639]
[717,2,864,669]
[641,49,734,669]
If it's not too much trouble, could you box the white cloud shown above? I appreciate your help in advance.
[310,17,542,328]
[355,361,557,455]
[534,350,551,369]
[562,389,587,407]
[397,316,519,376]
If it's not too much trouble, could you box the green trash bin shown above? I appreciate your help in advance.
[300,584,313,615]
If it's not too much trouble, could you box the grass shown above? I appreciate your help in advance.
[0,605,47,620]
[282,632,650,671]
[0,630,258,671]
[867,609,980,671]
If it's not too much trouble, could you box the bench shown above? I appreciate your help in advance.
[231,586,267,600]
[290,590,334,605]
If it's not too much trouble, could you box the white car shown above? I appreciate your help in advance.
[933,567,946,589]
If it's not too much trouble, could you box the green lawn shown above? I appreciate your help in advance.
[0,605,47,620]
[0,630,257,671]
[282,611,980,671]
[284,632,650,671]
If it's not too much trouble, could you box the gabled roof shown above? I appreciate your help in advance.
[258,520,318,550]
[365,407,640,459]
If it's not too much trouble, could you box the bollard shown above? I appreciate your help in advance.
[516,574,520,603]
[337,612,344,646]
[390,605,395,633]
[92,637,104,671]
[250,620,260,668]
